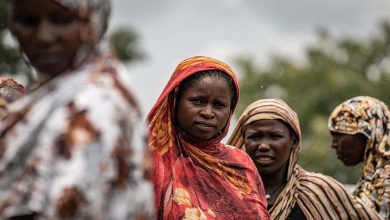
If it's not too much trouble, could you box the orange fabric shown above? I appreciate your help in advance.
[148,56,269,219]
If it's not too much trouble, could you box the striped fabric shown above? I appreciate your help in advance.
[228,99,382,219]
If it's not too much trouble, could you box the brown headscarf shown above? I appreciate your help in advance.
[329,96,390,219]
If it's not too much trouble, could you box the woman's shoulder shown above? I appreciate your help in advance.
[295,165,346,189]
[294,166,382,219]
[220,144,249,157]
[218,144,255,166]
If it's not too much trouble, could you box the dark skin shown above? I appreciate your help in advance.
[244,119,296,206]
[176,74,233,143]
[330,131,367,166]
[9,0,82,82]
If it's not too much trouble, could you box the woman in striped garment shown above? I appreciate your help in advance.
[329,96,390,219]
[228,98,381,219]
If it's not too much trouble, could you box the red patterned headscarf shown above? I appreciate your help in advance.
[148,56,269,219]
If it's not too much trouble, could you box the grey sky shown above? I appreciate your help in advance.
[109,0,390,115]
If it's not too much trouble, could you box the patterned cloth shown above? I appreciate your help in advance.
[329,96,390,219]
[228,99,382,220]
[0,0,154,219]
[0,77,25,118]
[148,56,269,220]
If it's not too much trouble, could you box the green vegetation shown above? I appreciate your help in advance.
[236,22,390,183]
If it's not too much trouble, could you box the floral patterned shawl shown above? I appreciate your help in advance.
[0,77,25,118]
[0,0,154,219]
[329,96,390,219]
[148,56,269,220]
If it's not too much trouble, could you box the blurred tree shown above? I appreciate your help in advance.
[236,21,390,184]
[0,1,144,85]
[0,0,25,78]
[109,26,145,63]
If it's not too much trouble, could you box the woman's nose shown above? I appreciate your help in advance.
[258,142,270,151]
[35,21,56,46]
[331,138,338,149]
[199,105,214,119]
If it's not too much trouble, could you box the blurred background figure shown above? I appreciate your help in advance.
[329,96,390,219]
[0,77,24,117]
[0,0,154,219]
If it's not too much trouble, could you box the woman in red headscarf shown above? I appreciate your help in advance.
[148,56,269,220]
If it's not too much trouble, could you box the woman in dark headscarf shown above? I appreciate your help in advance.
[228,98,381,219]
[329,96,390,219]
[0,0,154,219]
[148,56,269,219]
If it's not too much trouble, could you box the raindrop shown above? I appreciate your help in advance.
[260,85,264,89]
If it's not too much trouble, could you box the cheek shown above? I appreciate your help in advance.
[244,141,256,155]
[216,110,231,126]
[10,24,32,48]
[338,139,350,151]
[176,102,193,125]
[277,141,293,160]
[59,23,82,48]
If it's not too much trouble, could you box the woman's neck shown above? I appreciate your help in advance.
[260,163,289,205]
[261,172,286,189]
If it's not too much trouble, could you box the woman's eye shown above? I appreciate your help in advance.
[213,102,226,109]
[270,134,283,140]
[15,15,39,26]
[190,99,202,104]
[246,135,259,141]
[51,14,75,25]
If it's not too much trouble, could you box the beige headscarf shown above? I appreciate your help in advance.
[329,96,390,219]
[228,98,301,181]
[228,98,382,220]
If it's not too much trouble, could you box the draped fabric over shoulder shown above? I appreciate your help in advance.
[148,56,269,220]
[329,96,390,219]
[0,0,154,219]
[228,98,382,220]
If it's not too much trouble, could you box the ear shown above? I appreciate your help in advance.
[291,135,297,149]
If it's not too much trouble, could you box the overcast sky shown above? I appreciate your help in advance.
[109,0,390,115]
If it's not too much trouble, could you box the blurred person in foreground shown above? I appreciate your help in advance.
[0,77,25,118]
[228,98,382,219]
[0,0,154,219]
[147,56,269,219]
[329,96,390,219]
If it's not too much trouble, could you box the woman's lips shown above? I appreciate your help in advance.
[337,153,346,160]
[254,155,274,165]
[30,55,67,73]
[194,121,216,128]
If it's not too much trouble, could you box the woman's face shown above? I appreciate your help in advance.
[9,0,82,77]
[176,75,233,141]
[330,131,366,166]
[244,119,294,175]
